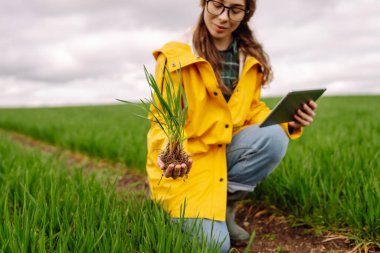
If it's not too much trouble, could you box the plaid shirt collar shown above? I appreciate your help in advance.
[220,38,238,54]
[219,38,240,102]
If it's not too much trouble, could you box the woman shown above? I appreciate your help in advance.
[146,0,317,252]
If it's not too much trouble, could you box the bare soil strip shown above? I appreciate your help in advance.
[2,130,364,253]
[2,130,147,193]
[232,204,356,253]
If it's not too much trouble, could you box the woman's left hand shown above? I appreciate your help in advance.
[288,100,318,129]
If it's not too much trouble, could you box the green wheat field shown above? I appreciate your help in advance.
[0,95,379,252]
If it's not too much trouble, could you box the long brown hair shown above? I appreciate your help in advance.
[193,0,273,94]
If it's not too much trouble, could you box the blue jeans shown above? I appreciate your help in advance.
[172,218,230,253]
[176,125,289,252]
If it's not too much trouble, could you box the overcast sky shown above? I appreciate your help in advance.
[1,0,380,107]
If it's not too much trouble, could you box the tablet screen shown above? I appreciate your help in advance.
[259,88,326,128]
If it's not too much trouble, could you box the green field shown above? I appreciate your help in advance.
[0,105,150,170]
[0,95,379,249]
[0,133,219,252]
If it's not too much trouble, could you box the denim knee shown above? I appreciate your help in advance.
[227,124,289,164]
[227,125,289,190]
[261,125,289,164]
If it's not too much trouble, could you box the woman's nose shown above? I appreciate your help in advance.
[218,8,229,21]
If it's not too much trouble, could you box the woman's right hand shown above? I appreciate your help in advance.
[157,156,193,179]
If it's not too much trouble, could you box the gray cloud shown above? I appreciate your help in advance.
[1,0,379,107]
[254,0,380,96]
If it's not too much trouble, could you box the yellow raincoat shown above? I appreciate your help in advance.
[146,41,302,221]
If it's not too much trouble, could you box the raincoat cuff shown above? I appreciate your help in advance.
[280,122,302,140]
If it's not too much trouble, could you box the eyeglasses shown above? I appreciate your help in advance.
[206,0,249,22]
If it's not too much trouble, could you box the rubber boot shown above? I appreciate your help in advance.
[226,192,250,241]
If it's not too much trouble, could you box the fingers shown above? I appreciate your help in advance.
[308,100,317,110]
[160,158,193,179]
[179,163,187,178]
[187,159,193,174]
[295,108,313,125]
[294,113,311,126]
[288,121,302,129]
[164,163,188,179]
[302,102,316,118]
[293,102,318,127]
[164,164,175,178]
[172,164,182,179]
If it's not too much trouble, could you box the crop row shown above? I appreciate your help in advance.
[0,133,219,252]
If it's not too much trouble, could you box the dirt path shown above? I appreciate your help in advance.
[2,130,364,253]
[2,130,147,193]
[232,204,354,253]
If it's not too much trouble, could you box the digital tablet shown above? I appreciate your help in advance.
[259,88,326,128]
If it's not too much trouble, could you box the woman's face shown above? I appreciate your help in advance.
[203,0,246,50]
